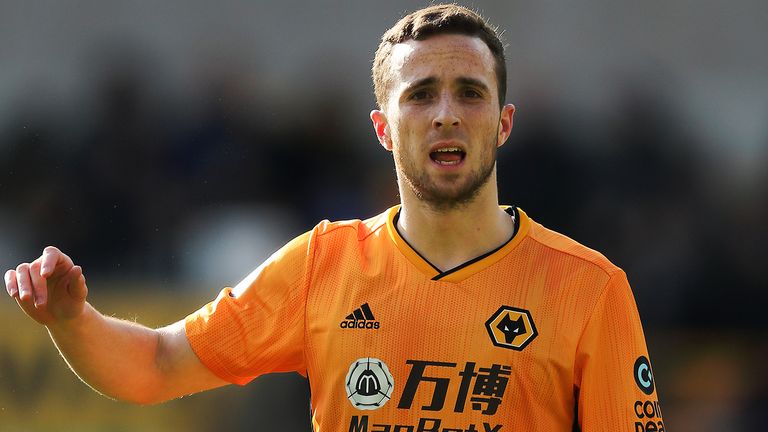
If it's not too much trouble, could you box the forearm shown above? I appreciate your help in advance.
[46,302,168,404]
[7,248,228,404]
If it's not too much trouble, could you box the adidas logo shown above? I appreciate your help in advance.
[340,303,380,330]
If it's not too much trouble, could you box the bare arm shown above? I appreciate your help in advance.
[4,246,228,405]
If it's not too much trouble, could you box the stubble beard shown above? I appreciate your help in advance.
[395,139,497,212]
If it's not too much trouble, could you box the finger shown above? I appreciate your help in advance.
[15,263,34,302]
[66,266,87,301]
[40,246,74,278]
[5,269,18,297]
[29,261,48,306]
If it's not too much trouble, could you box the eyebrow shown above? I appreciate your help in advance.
[456,77,490,93]
[402,76,490,94]
[402,77,438,94]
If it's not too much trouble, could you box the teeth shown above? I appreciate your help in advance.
[434,147,462,153]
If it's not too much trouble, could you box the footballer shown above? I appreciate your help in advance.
[5,4,664,431]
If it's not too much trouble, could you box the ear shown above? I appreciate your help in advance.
[496,104,515,148]
[370,110,392,151]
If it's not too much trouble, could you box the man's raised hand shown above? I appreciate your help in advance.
[4,246,88,326]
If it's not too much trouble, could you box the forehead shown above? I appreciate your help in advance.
[388,33,496,87]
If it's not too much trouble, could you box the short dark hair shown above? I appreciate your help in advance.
[372,4,506,109]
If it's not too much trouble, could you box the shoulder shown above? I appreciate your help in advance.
[269,207,392,266]
[311,207,391,242]
[520,208,623,278]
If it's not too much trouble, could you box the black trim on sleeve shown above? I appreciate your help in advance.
[572,388,581,432]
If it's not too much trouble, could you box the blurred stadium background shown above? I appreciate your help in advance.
[1,0,766,430]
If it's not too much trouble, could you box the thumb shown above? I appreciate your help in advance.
[66,266,88,301]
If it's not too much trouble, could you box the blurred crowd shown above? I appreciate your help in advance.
[1,46,767,431]
[0,58,391,283]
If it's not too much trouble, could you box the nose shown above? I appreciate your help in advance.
[432,96,460,129]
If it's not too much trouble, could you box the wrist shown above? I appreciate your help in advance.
[46,302,95,335]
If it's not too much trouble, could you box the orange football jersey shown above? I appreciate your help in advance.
[185,206,664,431]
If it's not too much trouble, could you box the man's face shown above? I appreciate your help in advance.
[371,34,515,210]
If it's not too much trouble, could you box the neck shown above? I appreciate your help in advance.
[396,174,514,272]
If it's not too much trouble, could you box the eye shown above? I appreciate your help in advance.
[408,90,432,101]
[462,88,482,98]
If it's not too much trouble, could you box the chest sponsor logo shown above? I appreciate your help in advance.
[341,303,381,330]
[398,360,511,415]
[485,306,537,351]
[349,416,501,432]
[346,358,510,431]
[345,357,394,410]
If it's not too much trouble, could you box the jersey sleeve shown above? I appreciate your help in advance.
[574,270,665,431]
[184,229,315,385]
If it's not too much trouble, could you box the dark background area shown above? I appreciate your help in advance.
[1,1,766,431]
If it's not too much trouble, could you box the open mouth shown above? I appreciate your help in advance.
[429,147,466,165]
